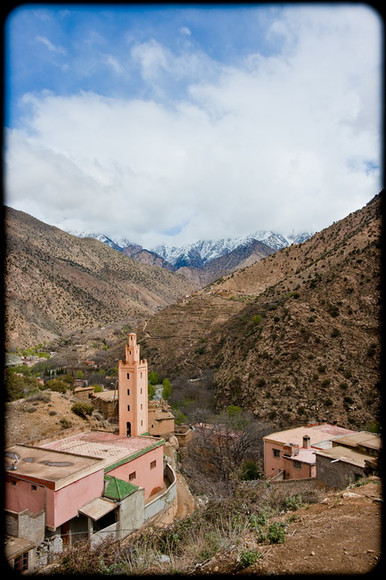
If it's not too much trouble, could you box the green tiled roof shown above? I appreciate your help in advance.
[104,475,139,500]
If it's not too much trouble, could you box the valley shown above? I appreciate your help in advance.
[4,193,382,433]
[3,193,382,576]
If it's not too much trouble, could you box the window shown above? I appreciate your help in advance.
[141,420,143,426]
[140,388,143,394]
[127,389,130,396]
[150,460,156,469]
[140,404,143,410]
[11,480,16,486]
[31,485,37,491]
[127,373,130,379]
[273,449,280,458]
[127,405,130,411]
[129,471,136,481]
[14,552,28,572]
[293,460,301,469]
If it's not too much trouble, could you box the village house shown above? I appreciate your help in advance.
[4,334,177,574]
[263,423,380,485]
[314,431,381,488]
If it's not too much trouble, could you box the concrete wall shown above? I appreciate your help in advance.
[5,509,45,546]
[118,487,145,539]
[316,455,365,489]
[144,464,177,524]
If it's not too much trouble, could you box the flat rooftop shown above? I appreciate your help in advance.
[315,445,374,468]
[331,432,381,451]
[263,424,356,447]
[5,444,103,489]
[5,432,164,489]
[289,448,316,465]
[41,431,163,469]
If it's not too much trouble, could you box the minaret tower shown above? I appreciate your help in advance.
[118,333,148,437]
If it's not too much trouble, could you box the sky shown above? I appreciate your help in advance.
[4,3,383,249]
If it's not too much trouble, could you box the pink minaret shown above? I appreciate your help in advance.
[118,333,148,437]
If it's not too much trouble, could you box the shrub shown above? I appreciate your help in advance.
[284,494,303,511]
[26,391,51,403]
[71,401,94,417]
[267,522,287,544]
[93,385,103,392]
[252,314,262,325]
[238,548,262,568]
[60,418,72,429]
[240,459,260,481]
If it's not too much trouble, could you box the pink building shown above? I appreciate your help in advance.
[263,423,356,480]
[118,333,148,437]
[5,334,177,573]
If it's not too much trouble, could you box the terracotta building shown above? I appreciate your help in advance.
[5,334,177,573]
[263,423,356,480]
[314,431,381,488]
[118,333,148,437]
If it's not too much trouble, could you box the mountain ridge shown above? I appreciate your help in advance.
[135,192,382,430]
[75,230,313,268]
[4,207,195,350]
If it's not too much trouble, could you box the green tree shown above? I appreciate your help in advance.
[148,383,155,400]
[162,378,172,400]
[148,371,159,385]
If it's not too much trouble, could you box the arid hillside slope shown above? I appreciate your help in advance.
[137,193,382,430]
[5,207,195,350]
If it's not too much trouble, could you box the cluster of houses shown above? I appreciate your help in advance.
[4,333,381,574]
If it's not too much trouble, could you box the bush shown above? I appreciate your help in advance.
[240,459,260,481]
[238,548,262,568]
[284,494,303,511]
[267,522,287,544]
[42,378,72,393]
[26,391,51,403]
[71,402,94,417]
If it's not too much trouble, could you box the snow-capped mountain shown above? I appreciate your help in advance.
[73,229,313,271]
[152,231,313,268]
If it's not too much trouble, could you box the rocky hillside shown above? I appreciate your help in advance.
[4,208,195,350]
[137,193,382,430]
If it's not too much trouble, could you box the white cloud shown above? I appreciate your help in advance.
[6,5,382,248]
[180,26,191,36]
[36,35,67,55]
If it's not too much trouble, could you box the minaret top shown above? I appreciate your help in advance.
[125,333,139,364]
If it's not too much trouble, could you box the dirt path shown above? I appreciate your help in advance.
[199,480,383,575]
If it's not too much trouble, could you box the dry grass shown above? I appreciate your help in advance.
[51,479,325,575]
